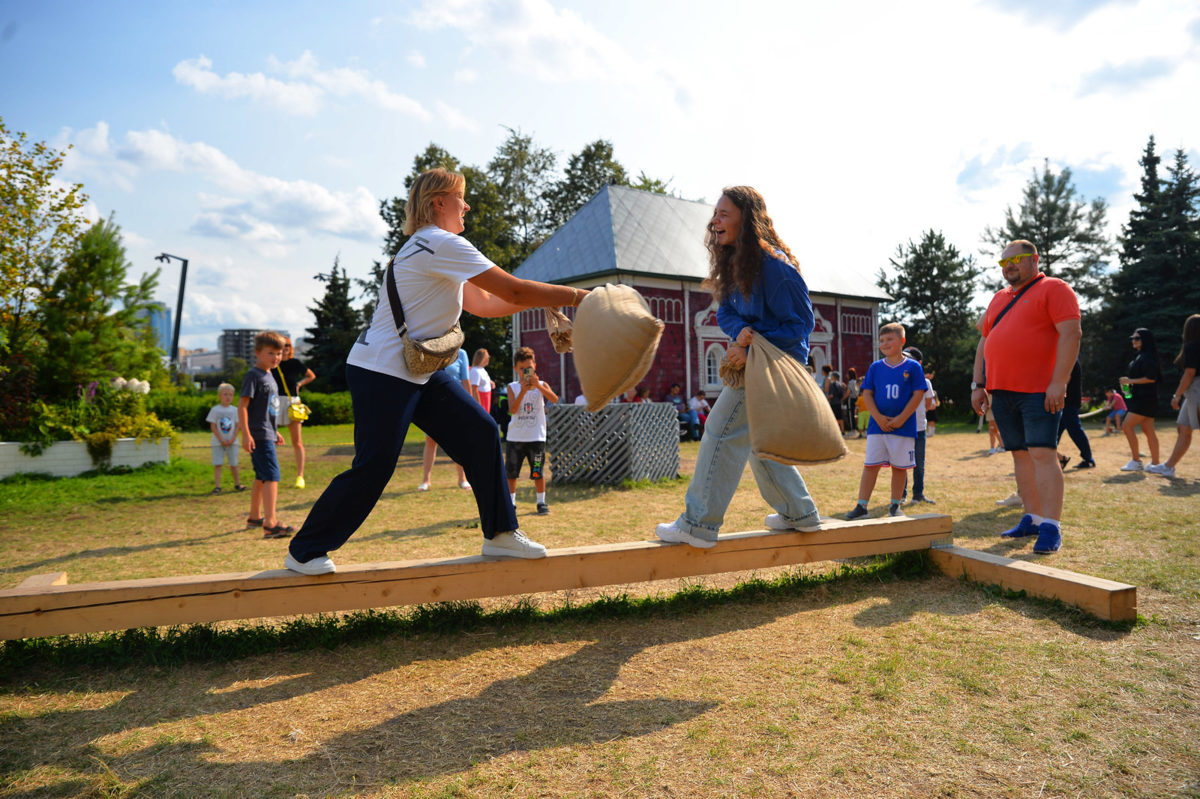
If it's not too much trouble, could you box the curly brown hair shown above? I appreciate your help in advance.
[704,186,800,301]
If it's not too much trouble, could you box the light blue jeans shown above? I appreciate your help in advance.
[675,385,820,542]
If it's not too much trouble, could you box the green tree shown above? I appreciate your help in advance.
[1105,140,1200,398]
[629,171,675,195]
[877,230,983,409]
[37,217,166,399]
[544,139,629,228]
[0,118,90,375]
[981,159,1113,304]
[220,356,249,392]
[305,258,361,392]
[488,127,557,259]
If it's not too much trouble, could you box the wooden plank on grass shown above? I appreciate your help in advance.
[0,514,953,639]
[929,544,1137,622]
[16,573,69,589]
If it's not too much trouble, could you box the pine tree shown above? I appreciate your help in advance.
[305,258,361,391]
[981,159,1113,304]
[544,139,629,228]
[488,127,556,259]
[877,230,983,408]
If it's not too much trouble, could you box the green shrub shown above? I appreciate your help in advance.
[302,392,353,425]
[146,391,212,432]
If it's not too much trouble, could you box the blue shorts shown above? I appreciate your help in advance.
[250,437,281,482]
[1106,409,1126,423]
[990,390,1061,451]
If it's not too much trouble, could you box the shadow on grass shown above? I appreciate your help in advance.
[1154,476,1200,497]
[2,530,242,578]
[0,552,1135,794]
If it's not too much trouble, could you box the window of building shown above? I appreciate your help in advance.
[840,311,873,336]
[650,297,682,324]
[705,343,724,388]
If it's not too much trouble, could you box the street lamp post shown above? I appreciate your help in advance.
[154,252,188,369]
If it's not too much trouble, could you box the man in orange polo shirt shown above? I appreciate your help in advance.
[971,239,1081,553]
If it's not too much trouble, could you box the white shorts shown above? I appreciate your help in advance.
[211,442,239,467]
[865,434,915,469]
[276,396,302,427]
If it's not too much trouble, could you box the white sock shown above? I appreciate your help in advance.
[510,493,517,506]
[536,491,546,504]
[1030,514,1045,526]
[1043,518,1060,530]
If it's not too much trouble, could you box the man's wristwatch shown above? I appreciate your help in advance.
[971,381,985,391]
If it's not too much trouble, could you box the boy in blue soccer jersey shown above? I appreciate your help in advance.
[845,323,926,520]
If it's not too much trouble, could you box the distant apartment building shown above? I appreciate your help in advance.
[218,328,291,366]
[180,348,223,375]
[135,302,173,356]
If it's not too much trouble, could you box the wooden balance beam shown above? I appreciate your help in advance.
[0,514,1136,639]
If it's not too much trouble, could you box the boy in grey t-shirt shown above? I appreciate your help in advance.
[239,332,290,538]
[205,382,245,494]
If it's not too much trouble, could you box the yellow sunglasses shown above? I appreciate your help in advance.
[998,253,1035,267]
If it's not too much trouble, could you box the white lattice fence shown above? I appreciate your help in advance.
[546,404,679,485]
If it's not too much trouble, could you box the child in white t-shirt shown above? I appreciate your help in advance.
[506,346,558,515]
[205,383,246,494]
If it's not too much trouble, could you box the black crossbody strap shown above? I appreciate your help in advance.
[385,260,407,335]
[991,273,1045,330]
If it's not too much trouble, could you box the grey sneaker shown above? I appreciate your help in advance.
[1146,463,1175,477]
[765,513,822,532]
[655,521,717,549]
[888,503,905,517]
[482,530,547,559]
[995,492,1021,507]
[844,504,870,521]
[284,552,336,575]
[536,502,550,515]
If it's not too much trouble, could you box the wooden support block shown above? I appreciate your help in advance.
[0,514,952,640]
[930,544,1137,622]
[16,573,69,589]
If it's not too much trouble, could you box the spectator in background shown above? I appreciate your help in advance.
[1119,327,1162,471]
[470,348,494,412]
[1148,313,1200,478]
[271,336,316,489]
[418,348,474,492]
[924,369,940,437]
[901,346,935,505]
[844,367,861,438]
[666,383,700,441]
[689,389,711,426]
[1102,388,1128,435]
[1056,360,1095,469]
[826,370,845,434]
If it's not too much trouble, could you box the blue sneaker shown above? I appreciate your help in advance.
[1000,514,1037,538]
[1033,522,1062,554]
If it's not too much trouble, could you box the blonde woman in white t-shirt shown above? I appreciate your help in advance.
[284,168,587,575]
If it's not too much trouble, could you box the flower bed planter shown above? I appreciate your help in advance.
[0,438,170,479]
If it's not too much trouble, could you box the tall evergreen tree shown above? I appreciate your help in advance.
[1107,141,1200,395]
[488,127,556,259]
[36,216,165,400]
[877,230,983,409]
[544,139,629,228]
[981,159,1113,304]
[305,258,360,391]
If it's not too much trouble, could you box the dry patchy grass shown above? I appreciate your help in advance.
[1,421,1198,798]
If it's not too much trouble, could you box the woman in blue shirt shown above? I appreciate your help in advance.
[656,186,822,548]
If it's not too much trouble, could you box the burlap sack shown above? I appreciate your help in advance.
[573,284,665,412]
[544,307,573,354]
[745,335,847,464]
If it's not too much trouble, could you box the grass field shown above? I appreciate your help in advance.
[1,420,1197,797]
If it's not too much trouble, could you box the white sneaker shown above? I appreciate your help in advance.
[284,553,336,575]
[765,513,822,532]
[482,530,547,559]
[1146,463,1175,477]
[995,493,1022,507]
[1120,460,1143,472]
[417,482,430,491]
[655,521,717,549]
[459,480,471,490]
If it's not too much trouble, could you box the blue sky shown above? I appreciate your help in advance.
[3,0,1198,349]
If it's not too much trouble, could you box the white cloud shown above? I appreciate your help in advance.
[409,0,689,102]
[173,55,324,115]
[407,50,427,68]
[437,101,478,132]
[454,67,478,83]
[174,52,431,120]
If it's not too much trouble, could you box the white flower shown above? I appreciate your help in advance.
[138,381,151,394]
[112,377,128,389]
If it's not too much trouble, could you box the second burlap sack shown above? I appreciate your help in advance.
[745,334,847,465]
[573,283,665,412]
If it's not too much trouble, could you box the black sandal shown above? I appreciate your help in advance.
[263,524,295,539]
[246,517,264,527]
